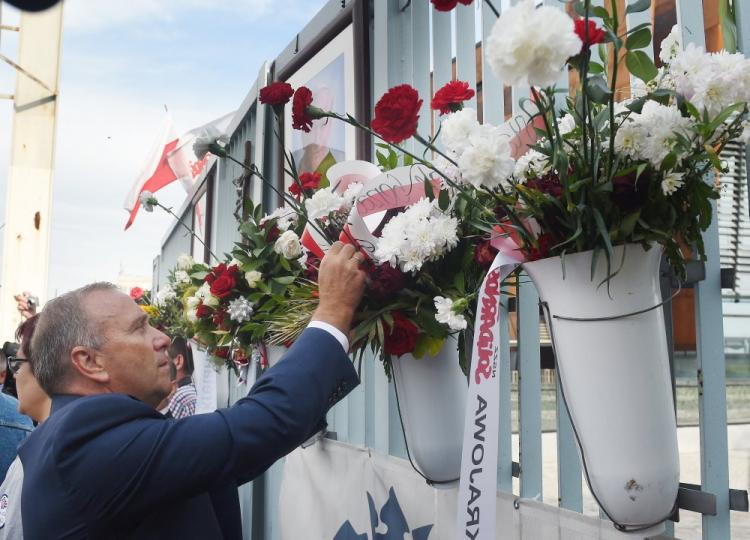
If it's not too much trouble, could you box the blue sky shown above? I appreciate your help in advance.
[0,0,327,297]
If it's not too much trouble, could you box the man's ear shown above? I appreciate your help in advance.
[173,354,184,372]
[70,346,109,384]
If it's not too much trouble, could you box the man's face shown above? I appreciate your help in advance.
[83,289,172,407]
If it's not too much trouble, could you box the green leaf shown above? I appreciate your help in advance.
[272,275,296,285]
[620,210,641,237]
[190,271,209,280]
[424,177,435,201]
[585,76,613,104]
[438,188,450,211]
[587,62,604,74]
[625,50,658,82]
[626,27,652,50]
[626,0,651,14]
[706,102,746,134]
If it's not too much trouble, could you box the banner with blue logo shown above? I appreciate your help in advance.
[279,440,644,540]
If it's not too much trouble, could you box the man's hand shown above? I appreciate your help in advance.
[312,242,366,335]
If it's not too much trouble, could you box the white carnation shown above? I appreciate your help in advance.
[193,125,229,160]
[432,154,461,185]
[245,270,263,288]
[260,206,298,231]
[342,182,364,207]
[373,198,458,273]
[434,296,468,331]
[174,270,190,284]
[139,191,156,212]
[514,149,550,180]
[227,297,254,323]
[661,171,685,196]
[456,124,515,190]
[659,25,681,64]
[486,0,581,88]
[176,253,195,270]
[440,108,480,154]
[304,188,345,220]
[274,230,303,259]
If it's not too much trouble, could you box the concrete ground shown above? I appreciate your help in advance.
[510,425,750,539]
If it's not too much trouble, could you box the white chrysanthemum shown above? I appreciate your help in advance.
[440,108,480,155]
[373,199,458,273]
[304,187,345,220]
[274,230,303,259]
[434,296,468,331]
[486,0,581,87]
[661,171,685,196]
[228,297,254,323]
[457,124,515,189]
[613,121,648,160]
[193,125,229,160]
[245,270,263,288]
[261,206,298,231]
[174,270,190,284]
[640,102,694,166]
[514,149,550,180]
[669,43,711,100]
[139,190,156,212]
[659,25,681,65]
[155,285,176,306]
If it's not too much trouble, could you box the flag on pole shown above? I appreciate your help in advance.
[123,111,234,230]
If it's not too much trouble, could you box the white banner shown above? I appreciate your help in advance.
[190,344,218,414]
[279,440,655,540]
[456,251,521,540]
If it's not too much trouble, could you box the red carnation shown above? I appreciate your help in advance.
[474,240,498,269]
[575,19,606,50]
[259,81,294,106]
[525,234,555,262]
[383,312,419,357]
[367,263,406,301]
[214,347,230,359]
[196,303,212,320]
[292,86,314,132]
[371,85,423,144]
[129,287,144,301]
[431,0,473,12]
[431,80,475,115]
[209,271,237,298]
[289,171,322,198]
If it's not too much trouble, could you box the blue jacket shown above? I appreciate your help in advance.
[18,328,358,539]
[0,393,32,479]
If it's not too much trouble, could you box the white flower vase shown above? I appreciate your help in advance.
[523,244,679,532]
[391,341,467,484]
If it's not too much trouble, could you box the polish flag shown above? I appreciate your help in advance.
[123,111,234,230]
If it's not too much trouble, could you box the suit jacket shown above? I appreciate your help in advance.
[18,327,358,539]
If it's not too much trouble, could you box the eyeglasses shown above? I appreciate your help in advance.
[6,356,28,375]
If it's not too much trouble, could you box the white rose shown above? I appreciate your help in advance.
[245,270,263,288]
[274,230,302,259]
[176,254,194,270]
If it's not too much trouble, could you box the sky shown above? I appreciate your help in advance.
[0,0,327,297]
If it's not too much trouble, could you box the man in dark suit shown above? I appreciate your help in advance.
[19,242,367,539]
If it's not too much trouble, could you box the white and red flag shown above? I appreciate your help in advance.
[123,111,234,229]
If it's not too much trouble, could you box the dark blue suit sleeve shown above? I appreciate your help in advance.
[54,327,358,527]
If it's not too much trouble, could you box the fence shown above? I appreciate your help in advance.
[155,1,750,538]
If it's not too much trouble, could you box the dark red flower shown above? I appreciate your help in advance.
[612,170,649,212]
[431,80,475,115]
[304,252,322,281]
[259,81,294,105]
[367,263,406,301]
[525,234,555,262]
[383,312,419,357]
[574,19,606,50]
[431,0,473,12]
[214,347,230,359]
[209,271,237,298]
[289,171,322,198]
[526,171,564,199]
[265,223,280,242]
[371,85,423,144]
[292,86,314,132]
[204,263,226,285]
[129,287,144,301]
[212,310,226,328]
[196,303,212,320]
[233,350,249,366]
[474,240,498,269]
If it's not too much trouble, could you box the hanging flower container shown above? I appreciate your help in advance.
[524,243,679,531]
[390,341,467,484]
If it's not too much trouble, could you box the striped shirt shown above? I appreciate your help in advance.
[168,378,198,419]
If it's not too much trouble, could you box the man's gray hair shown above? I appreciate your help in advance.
[30,282,118,395]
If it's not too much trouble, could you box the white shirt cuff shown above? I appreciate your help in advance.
[307,321,349,352]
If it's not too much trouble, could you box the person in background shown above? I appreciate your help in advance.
[0,333,33,478]
[166,337,197,419]
[0,315,51,539]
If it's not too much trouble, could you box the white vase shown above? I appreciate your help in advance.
[391,341,467,484]
[523,244,679,530]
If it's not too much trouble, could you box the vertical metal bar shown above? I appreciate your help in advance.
[675,2,731,538]
[411,0,431,150]
[481,1,503,125]
[498,296,514,492]
[432,5,453,139]
[555,377,582,511]
[455,3,477,110]
[518,273,543,499]
[736,0,750,221]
